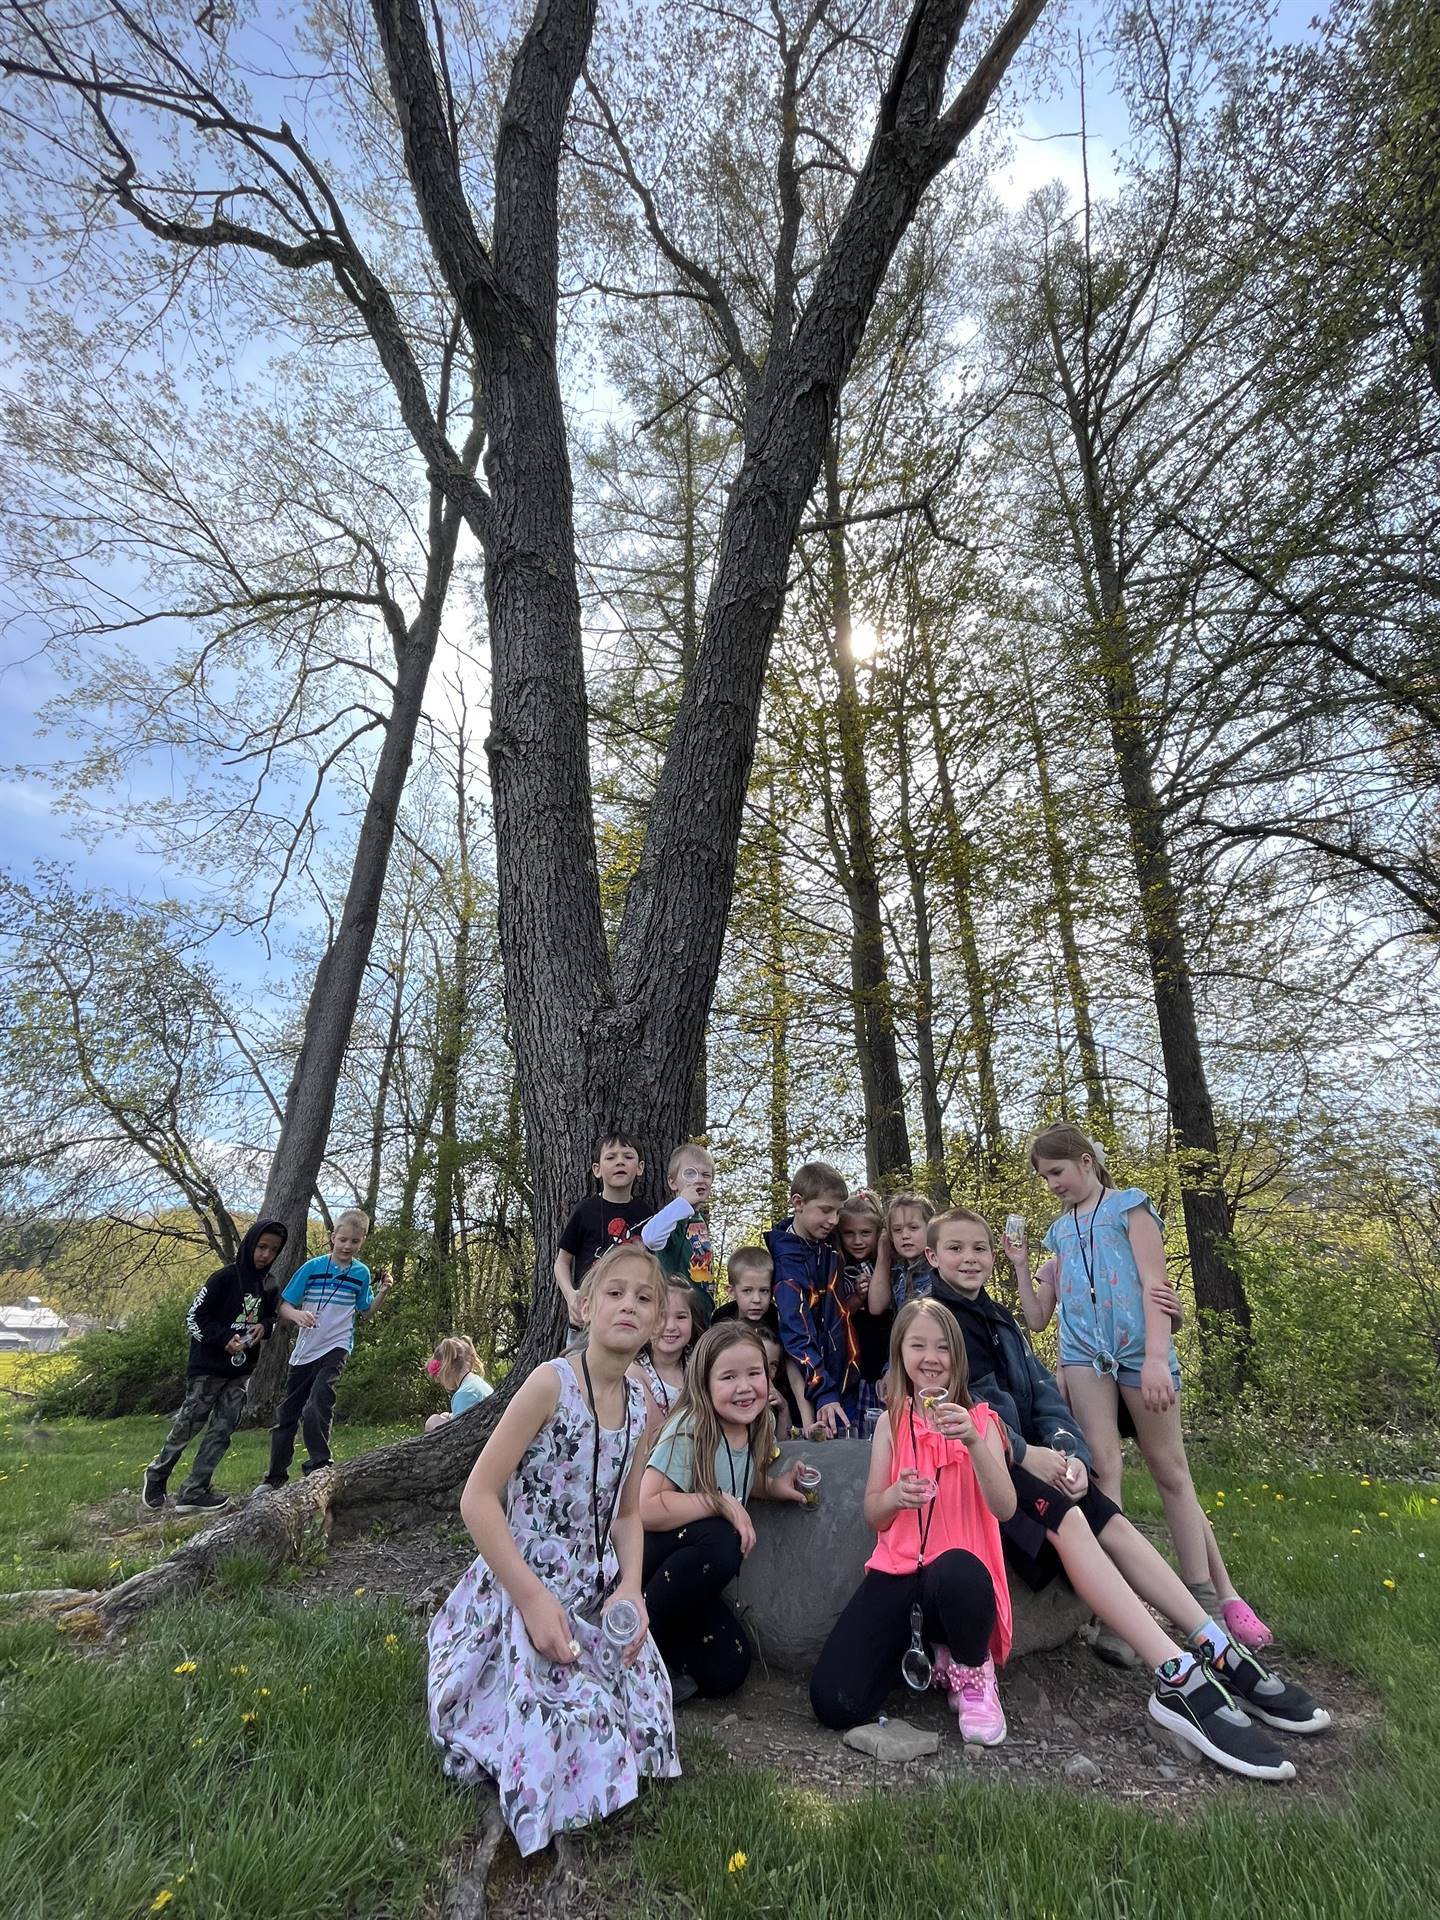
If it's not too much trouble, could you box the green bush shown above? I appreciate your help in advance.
[334,1292,438,1426]
[32,1291,188,1419]
[1192,1220,1440,1439]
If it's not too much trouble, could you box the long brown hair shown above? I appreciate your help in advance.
[886,1299,974,1446]
[1028,1124,1115,1191]
[658,1322,775,1509]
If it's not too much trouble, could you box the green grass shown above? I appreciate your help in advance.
[0,1410,412,1595]
[1,1404,1437,1917]
[0,1597,465,1919]
[593,1459,1440,1920]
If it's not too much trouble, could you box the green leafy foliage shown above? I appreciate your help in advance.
[32,1292,189,1419]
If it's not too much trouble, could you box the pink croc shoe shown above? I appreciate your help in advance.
[951,1657,1007,1747]
[1221,1597,1274,1651]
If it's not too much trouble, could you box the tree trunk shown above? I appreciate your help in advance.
[95,0,1046,1619]
[1092,595,1253,1363]
[894,689,951,1205]
[1020,647,1109,1130]
[823,436,912,1188]
[918,634,1003,1177]
[250,562,455,1414]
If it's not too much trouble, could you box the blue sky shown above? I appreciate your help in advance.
[0,0,1326,983]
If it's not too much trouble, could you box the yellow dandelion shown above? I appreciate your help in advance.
[727,1851,748,1873]
[240,1711,258,1726]
[1360,1477,1371,1486]
[1383,1579,1396,1591]
[353,1586,367,1597]
[1352,1529,1363,1537]
[257,1687,270,1698]
[150,1893,174,1913]
[173,1662,197,1676]
[109,1560,122,1572]
[1379,1511,1389,1519]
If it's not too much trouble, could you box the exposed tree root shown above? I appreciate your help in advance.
[75,1297,568,1634]
[439,1790,506,1920]
[0,1587,97,1606]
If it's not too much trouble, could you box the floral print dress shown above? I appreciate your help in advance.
[427,1358,679,1855]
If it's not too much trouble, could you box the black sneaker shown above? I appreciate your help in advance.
[140,1470,168,1512]
[174,1489,230,1516]
[1204,1642,1332,1735]
[1148,1659,1296,1781]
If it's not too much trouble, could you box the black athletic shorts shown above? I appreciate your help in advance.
[1002,1460,1123,1591]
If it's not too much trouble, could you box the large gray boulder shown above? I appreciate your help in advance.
[729,1435,1088,1673]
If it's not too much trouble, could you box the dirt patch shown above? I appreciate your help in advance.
[680,1648,1378,1813]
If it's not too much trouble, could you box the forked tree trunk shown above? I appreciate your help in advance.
[82,0,1046,1625]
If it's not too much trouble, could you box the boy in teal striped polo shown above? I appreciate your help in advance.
[258,1208,393,1489]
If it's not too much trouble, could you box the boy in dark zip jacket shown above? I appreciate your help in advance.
[142,1218,287,1516]
[766,1161,857,1434]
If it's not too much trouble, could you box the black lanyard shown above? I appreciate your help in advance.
[580,1352,632,1593]
[905,1404,943,1569]
[1071,1198,1105,1314]
[641,1353,674,1414]
[723,1437,753,1507]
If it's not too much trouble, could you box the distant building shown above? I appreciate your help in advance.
[0,1297,69,1351]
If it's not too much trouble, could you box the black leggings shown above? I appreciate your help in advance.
[643,1516,752,1699]
[810,1548,997,1730]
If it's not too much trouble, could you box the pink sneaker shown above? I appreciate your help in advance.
[951,1657,1007,1746]
[1221,1597,1274,1651]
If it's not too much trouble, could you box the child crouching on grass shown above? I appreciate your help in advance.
[428,1244,679,1857]
[424,1336,493,1432]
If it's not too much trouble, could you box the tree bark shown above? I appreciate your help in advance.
[823,436,913,1188]
[918,632,1003,1176]
[250,536,458,1412]
[894,685,951,1205]
[1019,647,1109,1130]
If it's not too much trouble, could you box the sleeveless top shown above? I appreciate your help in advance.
[866,1398,1013,1664]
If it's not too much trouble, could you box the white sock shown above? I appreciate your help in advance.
[1186,1617,1231,1662]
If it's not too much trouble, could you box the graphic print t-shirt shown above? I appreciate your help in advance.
[558,1194,648,1284]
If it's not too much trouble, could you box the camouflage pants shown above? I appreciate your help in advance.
[150,1373,249,1499]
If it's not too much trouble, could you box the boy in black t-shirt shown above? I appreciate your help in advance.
[553,1133,648,1328]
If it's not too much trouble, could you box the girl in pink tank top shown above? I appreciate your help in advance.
[810,1299,1017,1744]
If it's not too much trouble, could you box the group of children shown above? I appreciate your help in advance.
[142,1205,493,1515]
[430,1127,1333,1857]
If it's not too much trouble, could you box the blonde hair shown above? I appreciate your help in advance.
[887,1299,973,1446]
[839,1188,884,1222]
[334,1207,370,1234]
[926,1206,992,1251]
[577,1242,666,1334]
[666,1141,714,1181]
[885,1190,935,1230]
[1029,1124,1115,1191]
[432,1335,479,1394]
[661,1323,775,1510]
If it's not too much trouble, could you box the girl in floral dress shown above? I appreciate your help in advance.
[427,1244,680,1855]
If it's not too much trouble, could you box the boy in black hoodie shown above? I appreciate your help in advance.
[142,1219,287,1515]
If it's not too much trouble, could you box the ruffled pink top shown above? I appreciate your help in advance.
[865,1398,1013,1665]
